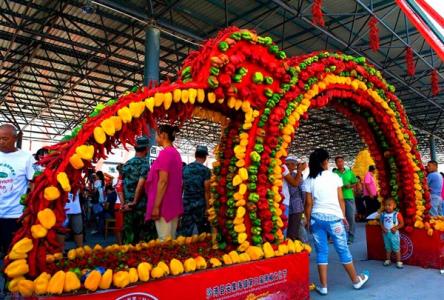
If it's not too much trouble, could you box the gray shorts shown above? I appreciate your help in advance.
[67,213,83,235]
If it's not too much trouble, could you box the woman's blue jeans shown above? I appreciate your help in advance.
[311,217,353,265]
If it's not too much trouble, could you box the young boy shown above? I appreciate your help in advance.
[380,198,404,268]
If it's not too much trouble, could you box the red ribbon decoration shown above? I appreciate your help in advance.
[369,17,380,52]
[431,69,439,96]
[406,46,415,76]
[312,0,325,27]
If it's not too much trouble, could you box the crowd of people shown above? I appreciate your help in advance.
[1,121,444,295]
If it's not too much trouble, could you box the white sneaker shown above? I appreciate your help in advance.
[353,273,369,289]
[315,286,328,295]
[396,262,404,269]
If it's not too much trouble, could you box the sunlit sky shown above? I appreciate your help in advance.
[422,0,444,38]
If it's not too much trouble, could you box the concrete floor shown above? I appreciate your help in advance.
[309,223,443,300]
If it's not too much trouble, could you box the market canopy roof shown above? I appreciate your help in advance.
[0,0,443,161]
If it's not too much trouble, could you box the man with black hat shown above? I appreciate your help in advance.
[177,145,212,236]
[121,136,156,243]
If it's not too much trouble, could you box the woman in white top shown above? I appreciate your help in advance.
[303,149,369,295]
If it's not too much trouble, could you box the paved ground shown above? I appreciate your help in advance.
[309,222,443,300]
[1,224,442,299]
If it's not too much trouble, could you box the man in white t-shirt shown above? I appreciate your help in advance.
[0,124,35,257]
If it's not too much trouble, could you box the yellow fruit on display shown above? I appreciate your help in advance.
[99,269,113,289]
[34,272,51,295]
[56,172,71,192]
[151,266,166,279]
[113,271,130,288]
[69,153,84,169]
[93,127,106,144]
[195,256,207,270]
[18,279,34,297]
[84,270,101,292]
[47,270,65,294]
[8,276,25,293]
[263,242,275,258]
[129,267,139,283]
[11,238,33,254]
[184,258,197,272]
[137,262,151,282]
[37,208,56,230]
[43,186,60,201]
[209,258,222,268]
[170,259,184,275]
[31,224,48,239]
[64,271,81,293]
[157,261,170,275]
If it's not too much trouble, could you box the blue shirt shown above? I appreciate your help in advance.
[427,171,443,196]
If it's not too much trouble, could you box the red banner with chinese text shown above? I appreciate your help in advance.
[44,252,309,300]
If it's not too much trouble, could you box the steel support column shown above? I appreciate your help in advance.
[430,135,437,161]
[144,26,160,161]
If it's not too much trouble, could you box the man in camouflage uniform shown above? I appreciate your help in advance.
[178,146,212,236]
[121,136,156,244]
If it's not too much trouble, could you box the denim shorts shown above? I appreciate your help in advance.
[383,231,400,252]
[311,217,353,265]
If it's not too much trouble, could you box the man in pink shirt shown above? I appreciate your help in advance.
[363,165,379,216]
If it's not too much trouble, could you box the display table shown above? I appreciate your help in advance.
[45,252,309,300]
[366,224,444,269]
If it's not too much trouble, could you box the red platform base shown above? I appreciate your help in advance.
[45,252,309,300]
[366,224,444,269]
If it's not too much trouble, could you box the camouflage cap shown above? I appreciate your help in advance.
[136,136,150,147]
[196,145,209,155]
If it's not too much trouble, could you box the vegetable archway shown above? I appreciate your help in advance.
[6,27,431,277]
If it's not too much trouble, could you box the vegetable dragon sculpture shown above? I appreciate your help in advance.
[4,27,438,296]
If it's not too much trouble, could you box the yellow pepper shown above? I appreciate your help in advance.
[34,272,51,295]
[154,93,164,107]
[47,270,65,294]
[173,89,181,102]
[37,208,56,230]
[93,127,106,144]
[64,271,81,293]
[181,89,189,103]
[245,246,264,261]
[11,238,33,254]
[197,89,205,103]
[157,261,170,275]
[8,250,27,260]
[184,257,197,272]
[209,258,222,268]
[101,118,115,136]
[237,232,247,244]
[229,251,240,264]
[169,259,184,275]
[18,279,34,297]
[151,266,166,279]
[137,262,151,282]
[69,154,84,169]
[232,175,242,186]
[207,92,216,103]
[222,254,232,265]
[56,172,71,192]
[238,168,248,181]
[118,107,132,123]
[164,92,173,110]
[129,267,138,283]
[188,88,197,104]
[30,224,47,239]
[145,97,155,112]
[239,253,251,263]
[129,102,145,118]
[112,116,122,131]
[8,276,25,293]
[67,249,76,260]
[113,271,130,288]
[85,270,101,292]
[43,186,60,201]
[99,269,113,290]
